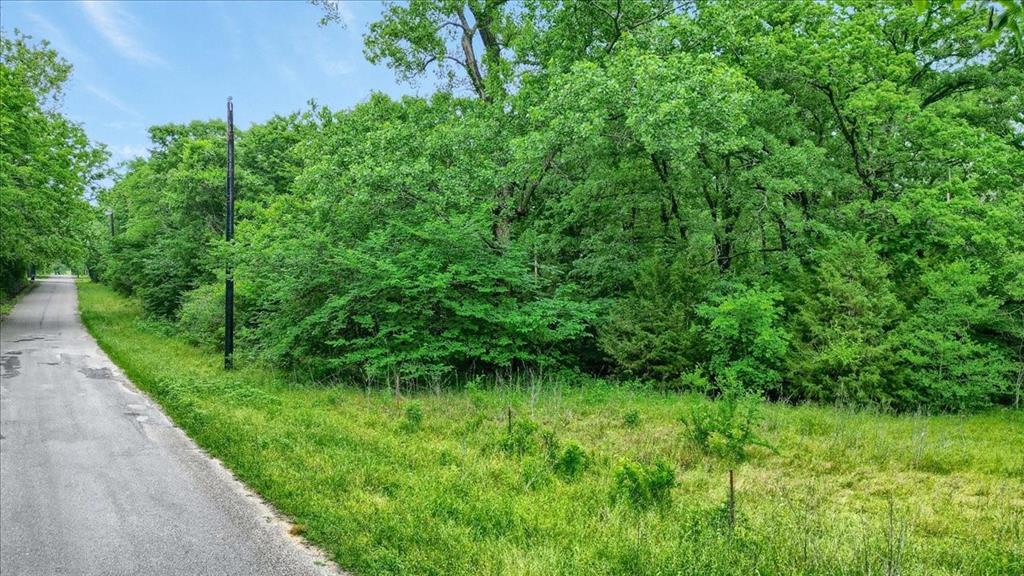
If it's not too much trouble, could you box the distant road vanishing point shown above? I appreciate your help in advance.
[0,277,340,576]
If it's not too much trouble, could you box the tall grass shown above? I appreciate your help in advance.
[78,281,1024,575]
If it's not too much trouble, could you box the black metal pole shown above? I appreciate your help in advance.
[225,97,235,370]
[728,468,735,532]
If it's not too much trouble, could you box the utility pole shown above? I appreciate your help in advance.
[225,97,235,370]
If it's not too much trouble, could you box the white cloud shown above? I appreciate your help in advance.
[23,11,92,65]
[110,143,149,164]
[80,1,166,66]
[317,56,354,77]
[307,34,354,77]
[84,84,142,118]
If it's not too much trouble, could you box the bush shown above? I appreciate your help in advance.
[683,388,771,462]
[0,257,29,298]
[623,409,640,428]
[501,418,539,456]
[787,236,903,405]
[553,442,589,480]
[402,401,424,432]
[613,460,676,512]
[698,286,789,394]
[177,283,224,351]
[883,262,1014,411]
[598,258,705,381]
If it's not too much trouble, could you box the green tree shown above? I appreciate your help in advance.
[1,30,106,292]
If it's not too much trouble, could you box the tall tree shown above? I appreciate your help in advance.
[0,30,106,293]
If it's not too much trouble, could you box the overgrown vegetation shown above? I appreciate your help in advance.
[0,30,106,295]
[5,3,1024,573]
[79,281,1024,575]
[86,0,1023,412]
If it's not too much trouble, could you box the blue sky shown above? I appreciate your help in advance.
[1,1,434,166]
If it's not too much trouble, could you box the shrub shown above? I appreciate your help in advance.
[683,388,771,462]
[501,418,538,456]
[236,193,596,382]
[623,409,640,428]
[177,283,225,350]
[697,286,789,394]
[677,367,711,394]
[402,401,424,432]
[598,258,705,382]
[613,460,676,512]
[883,262,1014,411]
[553,442,589,480]
[787,235,903,405]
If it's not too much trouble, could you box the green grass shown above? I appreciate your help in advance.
[77,280,1024,576]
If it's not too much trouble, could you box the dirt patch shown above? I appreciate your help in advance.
[1,354,21,378]
[79,366,114,380]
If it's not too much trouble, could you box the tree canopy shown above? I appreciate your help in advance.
[89,0,1023,411]
[1,30,106,294]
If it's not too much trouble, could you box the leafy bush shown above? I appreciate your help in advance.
[501,418,539,456]
[599,258,705,381]
[402,401,424,432]
[177,283,224,350]
[613,460,676,512]
[698,287,789,394]
[883,262,1014,411]
[683,389,771,462]
[623,409,640,428]
[788,236,903,405]
[553,442,589,480]
[101,121,226,319]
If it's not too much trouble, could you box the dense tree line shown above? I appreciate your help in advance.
[1,31,106,295]
[91,0,1024,411]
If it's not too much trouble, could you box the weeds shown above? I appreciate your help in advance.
[683,388,772,461]
[613,460,676,512]
[501,418,538,456]
[623,409,640,428]
[78,281,1024,576]
[553,443,588,480]
[402,401,424,432]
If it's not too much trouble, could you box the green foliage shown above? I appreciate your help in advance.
[683,389,771,462]
[698,287,790,394]
[623,409,640,428]
[599,259,704,382]
[88,0,1023,411]
[500,418,538,456]
[402,401,424,432]
[789,235,904,405]
[99,121,227,318]
[226,96,595,381]
[613,460,676,512]
[553,442,589,481]
[177,283,225,351]
[80,280,1024,576]
[0,31,106,291]
[539,429,590,480]
[884,262,1015,411]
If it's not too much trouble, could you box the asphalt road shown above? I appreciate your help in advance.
[0,277,341,576]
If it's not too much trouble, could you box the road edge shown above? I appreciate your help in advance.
[73,278,347,576]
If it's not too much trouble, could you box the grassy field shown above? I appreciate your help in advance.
[77,281,1023,576]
